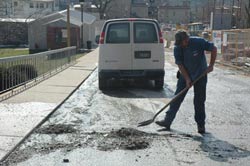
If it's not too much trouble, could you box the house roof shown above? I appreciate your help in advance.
[43,17,81,27]
[59,9,96,25]
[31,9,96,26]
[0,18,35,23]
[74,4,97,9]
[43,18,81,27]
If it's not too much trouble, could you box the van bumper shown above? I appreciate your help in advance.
[99,69,165,79]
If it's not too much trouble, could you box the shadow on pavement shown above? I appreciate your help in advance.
[157,129,250,163]
[101,80,174,99]
[194,133,250,162]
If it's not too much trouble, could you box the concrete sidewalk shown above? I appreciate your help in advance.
[0,48,98,160]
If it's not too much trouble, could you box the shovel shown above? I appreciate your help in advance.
[138,71,207,127]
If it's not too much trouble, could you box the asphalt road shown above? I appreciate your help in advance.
[2,58,250,166]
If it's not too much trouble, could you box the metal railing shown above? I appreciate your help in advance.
[0,47,77,99]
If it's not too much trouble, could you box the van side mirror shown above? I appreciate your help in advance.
[95,35,100,44]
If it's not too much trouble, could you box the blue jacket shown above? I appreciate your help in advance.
[174,37,214,80]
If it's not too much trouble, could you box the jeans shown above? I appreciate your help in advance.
[164,74,207,126]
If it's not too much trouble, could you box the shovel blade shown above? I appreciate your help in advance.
[137,119,154,127]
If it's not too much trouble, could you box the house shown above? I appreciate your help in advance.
[107,0,131,18]
[131,1,148,18]
[158,4,190,24]
[82,0,191,24]
[28,9,96,52]
[58,0,81,10]
[0,0,60,19]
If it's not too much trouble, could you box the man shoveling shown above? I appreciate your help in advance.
[155,30,217,134]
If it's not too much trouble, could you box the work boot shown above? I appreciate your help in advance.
[197,125,206,134]
[155,120,170,130]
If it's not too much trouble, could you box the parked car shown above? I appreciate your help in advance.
[98,18,165,90]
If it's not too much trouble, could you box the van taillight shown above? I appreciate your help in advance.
[159,31,164,43]
[99,32,105,44]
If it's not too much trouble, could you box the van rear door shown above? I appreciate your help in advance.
[99,21,132,70]
[132,21,164,70]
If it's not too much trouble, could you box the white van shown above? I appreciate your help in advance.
[98,18,165,90]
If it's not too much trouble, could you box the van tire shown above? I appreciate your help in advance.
[99,77,107,90]
[155,77,164,89]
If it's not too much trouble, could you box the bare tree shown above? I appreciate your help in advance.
[245,0,250,28]
[91,0,113,19]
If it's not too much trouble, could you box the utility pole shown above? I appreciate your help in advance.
[236,0,239,28]
[80,0,84,49]
[211,0,216,30]
[207,0,210,22]
[232,0,235,28]
[238,0,242,28]
[213,0,216,14]
[67,0,71,47]
[221,0,224,26]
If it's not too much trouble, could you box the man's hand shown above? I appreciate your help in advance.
[178,64,192,88]
[206,65,214,73]
[186,78,192,88]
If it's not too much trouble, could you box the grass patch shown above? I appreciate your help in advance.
[0,48,29,58]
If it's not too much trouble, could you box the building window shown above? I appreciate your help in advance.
[14,1,18,6]
[183,1,187,7]
[30,3,34,8]
[55,30,62,44]
[40,3,44,8]
[36,3,39,8]
[46,2,49,8]
[62,29,67,42]
[173,11,175,16]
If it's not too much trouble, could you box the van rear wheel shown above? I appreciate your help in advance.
[155,77,164,89]
[99,77,107,90]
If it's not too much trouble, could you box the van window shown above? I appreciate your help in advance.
[134,23,158,43]
[106,23,130,43]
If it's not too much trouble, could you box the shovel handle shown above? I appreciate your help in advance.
[152,71,207,120]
